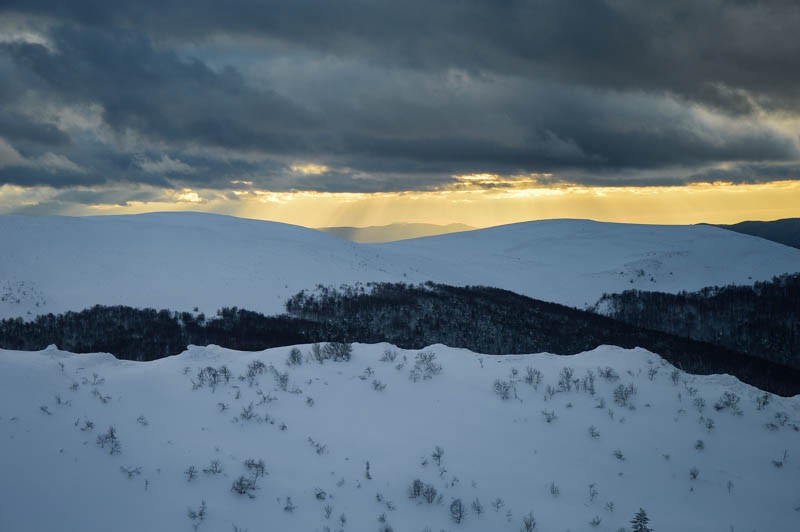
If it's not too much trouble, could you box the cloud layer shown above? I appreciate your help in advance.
[0,0,798,200]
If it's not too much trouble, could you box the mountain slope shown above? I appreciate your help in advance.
[319,222,474,243]
[0,212,421,320]
[379,219,800,308]
[1,343,797,532]
[711,218,800,249]
[2,213,799,319]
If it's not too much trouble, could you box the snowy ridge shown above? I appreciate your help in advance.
[1,213,799,319]
[0,343,798,531]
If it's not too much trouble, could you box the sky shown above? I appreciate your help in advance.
[1,1,799,228]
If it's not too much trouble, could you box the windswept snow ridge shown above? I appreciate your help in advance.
[0,343,797,531]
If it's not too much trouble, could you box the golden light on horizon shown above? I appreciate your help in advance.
[2,180,800,229]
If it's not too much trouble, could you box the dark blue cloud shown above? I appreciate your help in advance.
[0,1,798,195]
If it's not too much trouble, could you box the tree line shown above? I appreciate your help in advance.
[593,273,800,369]
[1,282,798,395]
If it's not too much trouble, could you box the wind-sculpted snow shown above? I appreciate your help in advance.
[1,213,799,319]
[0,343,797,531]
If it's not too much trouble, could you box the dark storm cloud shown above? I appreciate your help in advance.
[1,27,317,150]
[8,0,800,110]
[0,0,798,196]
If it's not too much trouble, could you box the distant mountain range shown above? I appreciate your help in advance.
[709,218,800,249]
[319,222,474,243]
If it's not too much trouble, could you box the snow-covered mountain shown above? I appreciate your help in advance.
[383,219,800,308]
[1,343,797,531]
[1,212,799,319]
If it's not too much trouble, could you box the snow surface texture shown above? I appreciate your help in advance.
[0,343,797,531]
[2,213,799,319]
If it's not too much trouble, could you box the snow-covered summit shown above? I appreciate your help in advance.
[1,213,798,319]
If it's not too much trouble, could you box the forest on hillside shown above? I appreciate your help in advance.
[284,282,800,395]
[593,273,800,369]
[1,282,798,395]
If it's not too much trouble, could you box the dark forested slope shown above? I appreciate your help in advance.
[594,274,800,369]
[1,282,798,395]
[285,283,800,395]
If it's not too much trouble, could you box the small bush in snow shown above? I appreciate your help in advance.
[494,379,516,401]
[756,393,770,410]
[583,370,596,395]
[195,366,222,390]
[521,512,537,531]
[270,367,289,391]
[689,466,699,480]
[283,496,296,512]
[308,437,327,455]
[245,360,266,386]
[372,379,387,391]
[244,458,267,478]
[588,482,598,502]
[714,392,742,415]
[231,476,258,498]
[545,385,556,399]
[613,383,637,408]
[310,343,324,363]
[185,465,198,482]
[203,459,223,475]
[598,367,620,381]
[380,349,398,362]
[409,479,425,499]
[541,410,557,423]
[694,439,705,451]
[409,351,442,381]
[187,500,207,530]
[471,497,483,515]
[322,342,353,362]
[422,484,439,504]
[548,481,560,497]
[449,498,466,524]
[558,367,575,392]
[693,397,705,412]
[771,450,788,468]
[630,508,652,532]
[97,426,121,455]
[240,403,258,421]
[120,466,141,479]
[287,347,303,366]
[91,389,111,404]
[432,445,445,466]
[590,516,602,527]
[588,425,600,438]
[612,449,625,461]
[491,498,505,512]
[524,366,543,389]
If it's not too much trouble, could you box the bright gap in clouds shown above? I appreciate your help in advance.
[2,180,799,229]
